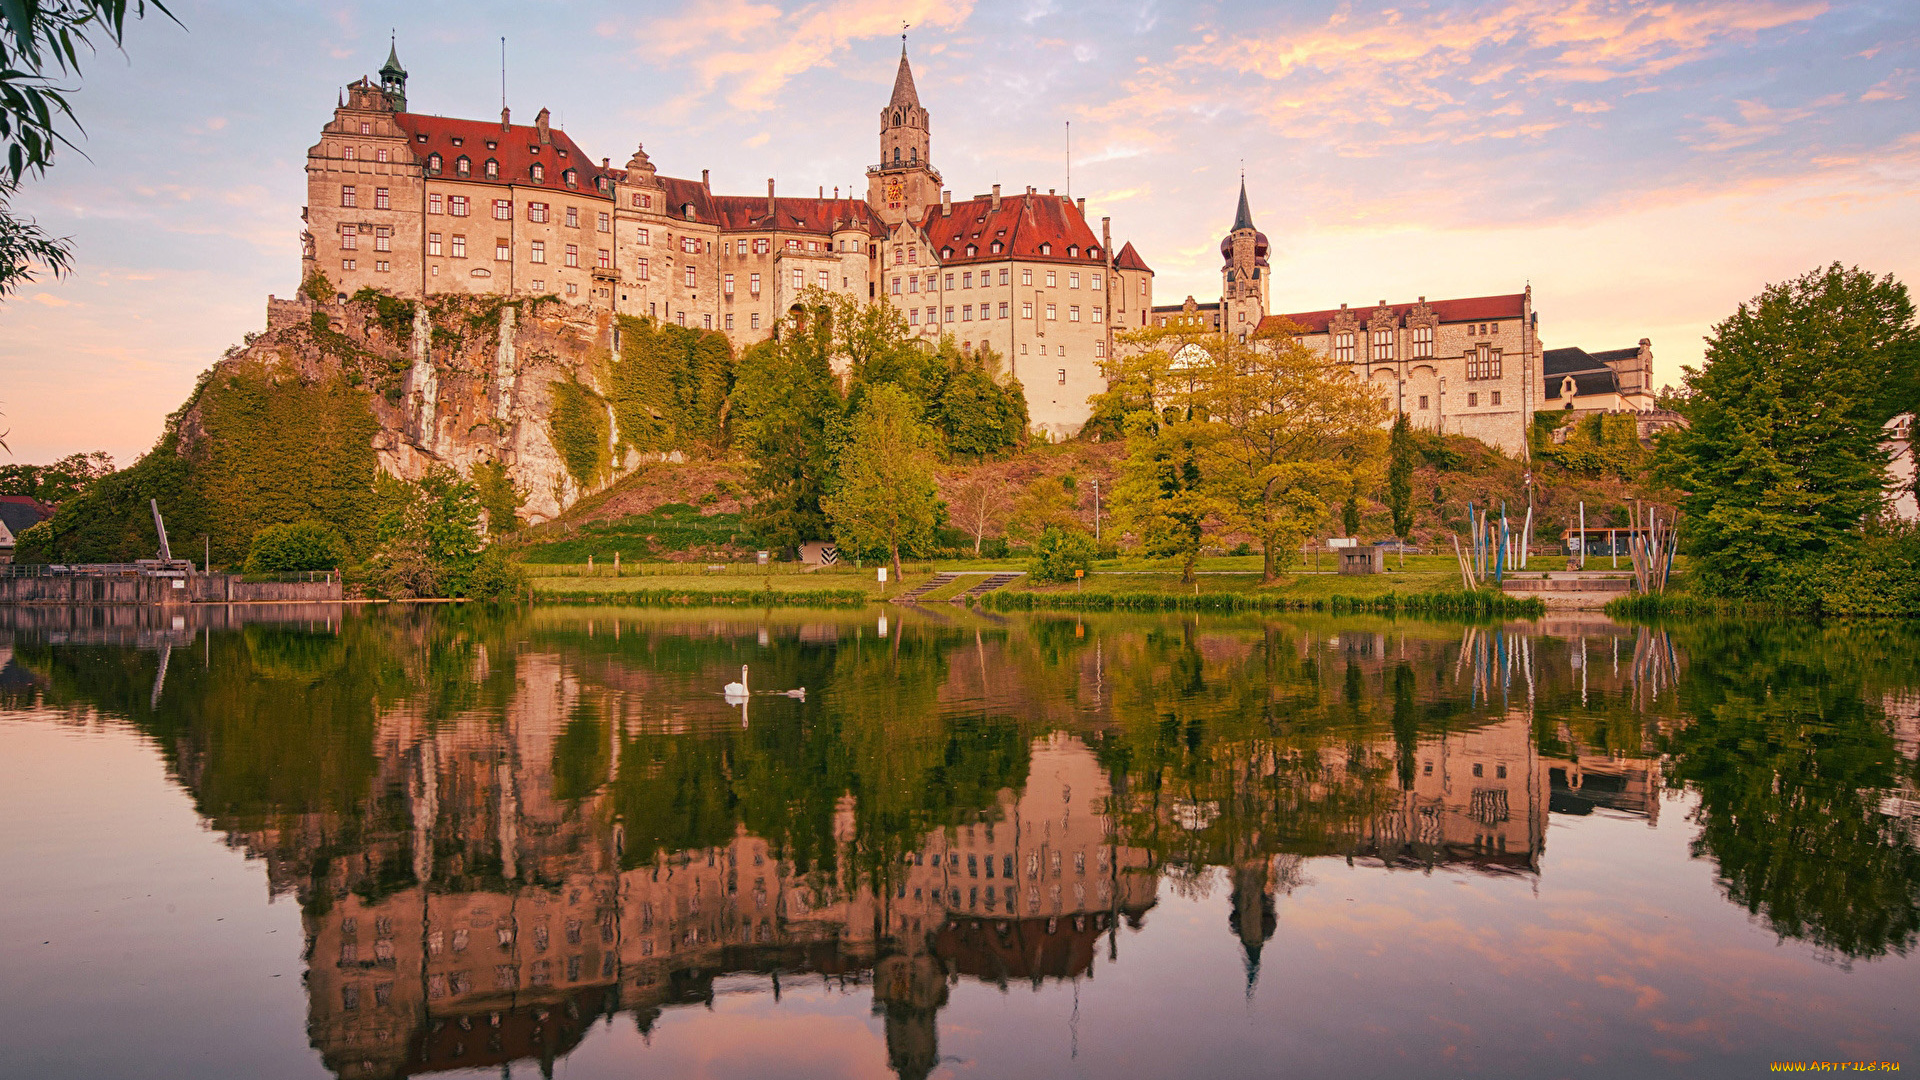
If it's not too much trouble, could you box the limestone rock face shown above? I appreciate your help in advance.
[233,293,629,525]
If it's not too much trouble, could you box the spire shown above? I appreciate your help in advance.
[380,35,407,79]
[889,39,921,109]
[379,34,408,111]
[1232,176,1255,232]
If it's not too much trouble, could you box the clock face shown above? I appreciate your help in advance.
[885,181,903,203]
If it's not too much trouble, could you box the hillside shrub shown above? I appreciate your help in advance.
[1028,525,1096,584]
[244,521,347,573]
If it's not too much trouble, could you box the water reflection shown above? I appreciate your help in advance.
[3,605,1919,1078]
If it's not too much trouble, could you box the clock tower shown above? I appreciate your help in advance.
[868,40,941,227]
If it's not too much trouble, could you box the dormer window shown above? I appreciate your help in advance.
[1039,242,1051,255]
[427,153,442,174]
[683,204,695,220]
[530,163,545,181]
[563,169,577,189]
[1067,245,1078,257]
[1089,246,1100,259]
[450,136,464,147]
[485,140,498,150]
[528,145,540,154]
[455,155,471,177]
[990,241,1002,254]
[964,244,976,257]
[484,159,499,179]
[941,247,952,259]
[415,133,428,143]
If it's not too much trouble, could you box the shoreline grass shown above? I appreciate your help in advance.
[982,588,1543,616]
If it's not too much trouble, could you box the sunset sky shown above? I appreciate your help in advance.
[1,0,1915,465]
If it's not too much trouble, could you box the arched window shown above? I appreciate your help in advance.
[893,147,901,163]
[909,147,917,162]
[484,158,499,179]
[426,153,442,174]
[530,163,545,181]
[455,156,471,177]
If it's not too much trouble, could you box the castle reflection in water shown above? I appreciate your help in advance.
[2,607,1710,1080]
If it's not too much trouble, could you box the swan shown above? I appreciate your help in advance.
[776,687,806,701]
[723,665,749,701]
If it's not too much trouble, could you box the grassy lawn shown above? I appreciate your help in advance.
[515,503,747,564]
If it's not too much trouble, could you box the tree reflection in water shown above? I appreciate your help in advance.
[4,603,1918,1079]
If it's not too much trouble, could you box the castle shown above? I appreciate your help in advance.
[303,43,1155,437]
[1156,180,1666,458]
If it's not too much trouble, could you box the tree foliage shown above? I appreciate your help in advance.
[821,382,940,579]
[1113,411,1213,583]
[1658,264,1918,597]
[608,315,734,453]
[244,520,346,573]
[0,449,111,502]
[368,469,523,600]
[730,302,845,555]
[1027,524,1096,584]
[1386,413,1414,539]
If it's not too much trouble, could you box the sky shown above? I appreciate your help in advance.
[1,0,1916,466]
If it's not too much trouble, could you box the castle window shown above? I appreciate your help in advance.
[427,153,442,174]
[374,227,391,252]
[340,185,356,207]
[416,133,428,143]
[1022,301,1034,319]
[1039,243,1052,255]
[893,148,901,163]
[450,136,463,147]
[1411,325,1433,358]
[1418,395,1429,410]
[493,199,512,220]
[685,266,696,287]
[998,301,1009,318]
[1045,271,1057,287]
[1068,246,1078,257]
[909,308,920,325]
[455,156,470,177]
[484,159,499,179]
[340,224,357,249]
[597,248,610,268]
[1069,272,1081,289]
[376,148,388,163]
[1069,305,1080,321]
[966,244,977,257]
[910,147,917,162]
[723,273,734,295]
[451,235,466,257]
[485,140,497,150]
[1090,247,1100,259]
[496,239,510,261]
[1467,345,1501,380]
[359,121,371,135]
[564,169,578,189]
[751,312,761,329]
[529,278,544,291]
[636,228,650,244]
[565,244,578,267]
[1022,269,1033,286]
[1491,322,1499,334]
[565,206,579,228]
[597,212,610,232]
[960,304,970,321]
[1058,369,1067,384]
[1001,268,1011,285]
[684,204,696,220]
[1095,340,1106,357]
[1091,272,1103,290]
[341,258,355,270]
[907,247,917,264]
[907,275,917,293]
[635,257,649,279]
[428,232,442,256]
[704,314,713,329]
[449,195,469,216]
[1092,306,1103,323]
[1045,303,1057,320]
[1468,392,1479,407]
[1334,332,1355,362]
[528,201,548,223]
[681,237,700,254]
[530,163,545,181]
[342,146,355,161]
[749,272,760,294]
[373,187,389,210]
[818,269,830,289]
[754,238,768,254]
[725,313,734,329]
[1371,329,1393,361]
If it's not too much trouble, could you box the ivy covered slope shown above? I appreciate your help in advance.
[18,285,739,566]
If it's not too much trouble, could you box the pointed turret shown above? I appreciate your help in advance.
[889,42,921,109]
[1232,177,1256,232]
[378,37,408,111]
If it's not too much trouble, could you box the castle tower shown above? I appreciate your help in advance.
[1220,178,1269,339]
[868,40,941,226]
[378,39,408,113]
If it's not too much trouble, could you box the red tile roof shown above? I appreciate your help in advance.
[921,192,1110,268]
[1114,240,1152,273]
[1259,293,1526,335]
[709,194,884,236]
[394,113,612,199]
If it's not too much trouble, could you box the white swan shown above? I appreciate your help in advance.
[723,664,749,701]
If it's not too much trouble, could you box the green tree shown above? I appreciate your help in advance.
[1028,524,1096,584]
[1113,411,1213,583]
[1387,413,1414,539]
[244,521,346,573]
[1341,486,1362,537]
[0,450,112,502]
[1006,475,1081,546]
[2,0,178,296]
[1153,324,1388,582]
[1658,264,1918,596]
[367,470,522,599]
[730,304,846,555]
[821,383,940,580]
[931,340,1027,459]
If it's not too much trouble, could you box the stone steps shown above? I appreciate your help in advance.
[951,572,1024,602]
[892,572,960,604]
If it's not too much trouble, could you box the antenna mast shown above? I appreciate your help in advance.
[1066,121,1071,200]
[500,37,507,112]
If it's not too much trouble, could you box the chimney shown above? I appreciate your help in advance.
[500,106,511,131]
[834,186,840,199]
[535,107,551,144]
[601,158,609,169]
[767,178,775,215]
[1418,296,1425,303]
[702,169,710,188]
[818,185,824,197]
[1076,197,1086,218]
[942,189,951,216]
[991,183,1001,210]
[1340,303,1348,310]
